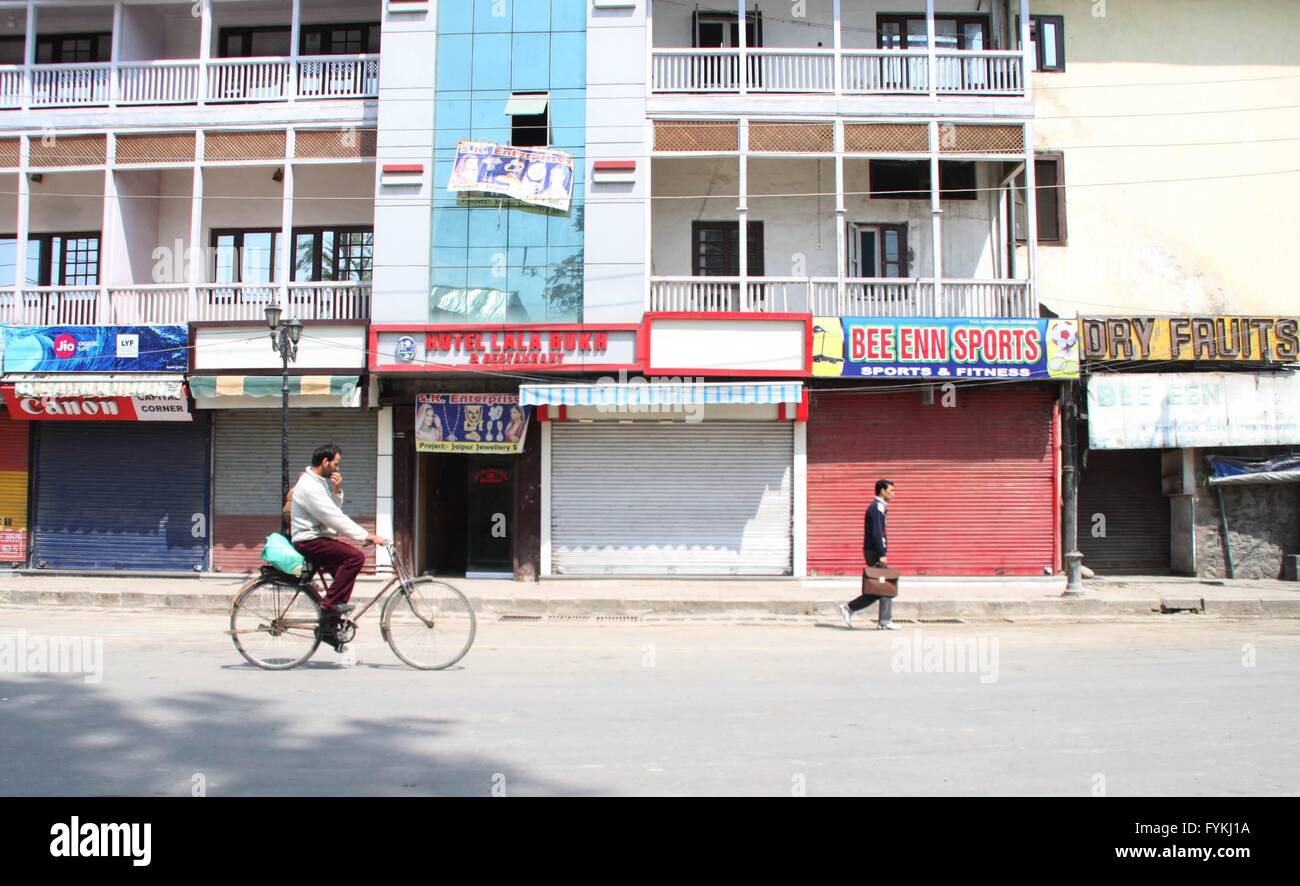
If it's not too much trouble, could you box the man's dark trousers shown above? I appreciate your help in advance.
[295,538,366,612]
[847,552,893,621]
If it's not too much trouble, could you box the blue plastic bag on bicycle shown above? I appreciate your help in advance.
[261,533,305,577]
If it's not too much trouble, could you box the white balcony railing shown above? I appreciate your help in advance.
[651,48,1025,98]
[107,286,192,324]
[286,282,372,320]
[0,55,380,109]
[194,283,372,323]
[0,288,102,325]
[117,61,201,105]
[650,277,1034,318]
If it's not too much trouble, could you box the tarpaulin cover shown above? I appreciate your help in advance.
[1206,453,1300,486]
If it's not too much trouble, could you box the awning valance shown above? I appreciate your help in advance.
[6,373,186,399]
[520,382,804,408]
[189,375,359,402]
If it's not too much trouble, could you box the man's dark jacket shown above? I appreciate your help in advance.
[863,498,887,566]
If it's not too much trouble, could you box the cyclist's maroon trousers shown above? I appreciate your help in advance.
[295,538,365,612]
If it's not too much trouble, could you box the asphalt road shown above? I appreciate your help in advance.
[1,608,1297,796]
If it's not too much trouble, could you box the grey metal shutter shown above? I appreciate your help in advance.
[551,422,793,576]
[33,418,211,572]
[212,409,377,573]
[1078,448,1171,574]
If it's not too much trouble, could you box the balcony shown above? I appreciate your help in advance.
[650,277,1034,318]
[0,55,378,109]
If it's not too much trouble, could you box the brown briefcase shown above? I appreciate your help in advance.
[862,566,900,598]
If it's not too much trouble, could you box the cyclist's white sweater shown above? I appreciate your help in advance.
[290,470,368,544]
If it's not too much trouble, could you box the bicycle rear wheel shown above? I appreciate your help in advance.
[381,578,477,670]
[230,578,321,670]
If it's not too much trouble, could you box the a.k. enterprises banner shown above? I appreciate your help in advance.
[416,394,532,455]
[448,140,575,212]
[2,325,188,373]
[813,317,1081,380]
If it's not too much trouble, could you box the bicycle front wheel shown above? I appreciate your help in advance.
[230,578,321,670]
[381,578,477,670]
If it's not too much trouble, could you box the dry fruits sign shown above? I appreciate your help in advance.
[1083,317,1300,363]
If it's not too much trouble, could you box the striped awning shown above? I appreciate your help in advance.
[7,373,186,399]
[520,382,803,408]
[189,375,359,400]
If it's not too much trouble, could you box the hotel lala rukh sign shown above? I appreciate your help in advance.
[427,329,618,367]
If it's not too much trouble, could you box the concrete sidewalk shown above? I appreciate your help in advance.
[1,570,1297,621]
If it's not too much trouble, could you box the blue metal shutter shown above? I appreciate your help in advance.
[33,418,211,571]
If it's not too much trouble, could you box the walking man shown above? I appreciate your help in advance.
[840,479,901,630]
[291,444,388,642]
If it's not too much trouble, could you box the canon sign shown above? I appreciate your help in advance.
[19,397,120,417]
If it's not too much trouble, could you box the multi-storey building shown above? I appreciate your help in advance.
[0,0,381,572]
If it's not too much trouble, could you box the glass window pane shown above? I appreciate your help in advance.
[1042,21,1058,68]
[0,237,14,287]
[859,230,878,277]
[302,32,322,55]
[242,233,276,283]
[963,23,985,50]
[295,233,316,281]
[881,22,903,49]
[250,31,290,56]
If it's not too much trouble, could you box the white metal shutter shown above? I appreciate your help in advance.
[551,422,793,576]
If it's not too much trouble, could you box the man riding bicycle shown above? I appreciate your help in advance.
[290,444,387,646]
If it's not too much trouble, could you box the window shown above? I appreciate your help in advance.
[877,15,989,50]
[507,93,550,148]
[0,233,101,286]
[211,229,281,283]
[292,227,373,282]
[692,222,765,277]
[0,37,24,66]
[218,27,291,58]
[300,23,381,56]
[692,10,763,48]
[1022,15,1065,72]
[869,160,978,201]
[1014,154,1066,244]
[848,224,908,278]
[35,33,111,64]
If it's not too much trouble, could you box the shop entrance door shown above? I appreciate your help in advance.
[420,454,514,578]
[466,458,514,578]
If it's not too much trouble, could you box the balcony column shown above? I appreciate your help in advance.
[926,0,937,100]
[834,119,846,313]
[15,136,30,313]
[279,140,296,316]
[197,0,212,105]
[1020,0,1033,100]
[737,0,748,95]
[738,119,749,311]
[1023,121,1039,314]
[109,1,123,108]
[189,133,206,320]
[832,0,843,96]
[288,0,301,102]
[21,2,35,112]
[100,134,118,323]
[928,121,943,315]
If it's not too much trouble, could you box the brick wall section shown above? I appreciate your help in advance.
[1194,446,1300,579]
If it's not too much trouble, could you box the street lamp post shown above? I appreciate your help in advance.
[266,305,304,535]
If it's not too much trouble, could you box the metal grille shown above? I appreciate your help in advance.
[29,134,107,167]
[116,132,197,164]
[844,123,928,154]
[204,129,287,162]
[943,124,1025,154]
[0,138,19,169]
[654,120,738,153]
[748,122,834,153]
[294,128,378,159]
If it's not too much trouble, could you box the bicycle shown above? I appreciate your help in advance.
[228,542,476,671]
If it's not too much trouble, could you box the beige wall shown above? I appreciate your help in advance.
[1023,0,1297,316]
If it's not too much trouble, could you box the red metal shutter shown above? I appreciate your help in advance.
[1077,449,1171,574]
[808,385,1058,576]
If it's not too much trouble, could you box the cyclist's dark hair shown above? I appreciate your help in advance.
[875,479,894,496]
[311,444,342,467]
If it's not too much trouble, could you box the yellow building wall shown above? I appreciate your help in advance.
[1022,0,1297,316]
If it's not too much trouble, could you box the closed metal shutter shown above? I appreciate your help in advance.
[0,413,30,562]
[33,419,211,571]
[1078,448,1170,574]
[808,387,1057,576]
[212,410,378,574]
[551,422,793,575]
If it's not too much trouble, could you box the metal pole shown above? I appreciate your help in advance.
[1061,380,1084,595]
[281,328,291,535]
[1217,486,1236,579]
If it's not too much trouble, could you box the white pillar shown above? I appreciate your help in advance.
[197,0,213,105]
[540,420,552,577]
[832,0,842,96]
[375,406,394,569]
[738,119,749,311]
[15,136,30,304]
[926,0,937,100]
[1020,0,1033,100]
[737,0,748,95]
[99,135,118,321]
[929,120,943,314]
[109,1,123,107]
[1023,121,1039,312]
[21,2,35,112]
[834,119,846,310]
[189,133,205,319]
[279,140,295,312]
[288,0,301,102]
[793,420,808,578]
